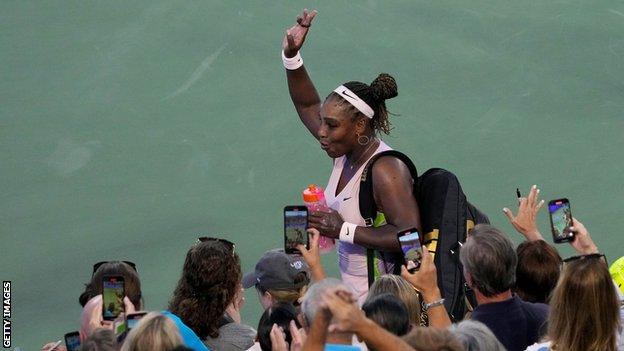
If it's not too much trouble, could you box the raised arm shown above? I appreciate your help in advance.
[282,9,322,139]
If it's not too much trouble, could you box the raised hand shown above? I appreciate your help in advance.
[503,185,545,241]
[297,229,326,281]
[569,217,599,255]
[270,324,289,351]
[282,9,318,57]
[321,290,365,333]
[400,245,439,298]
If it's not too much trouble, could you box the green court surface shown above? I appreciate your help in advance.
[2,1,623,349]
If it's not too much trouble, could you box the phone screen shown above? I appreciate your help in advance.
[548,199,574,242]
[284,207,308,253]
[102,276,125,320]
[64,332,81,351]
[398,228,423,272]
[126,312,147,331]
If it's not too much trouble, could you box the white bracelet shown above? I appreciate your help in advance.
[339,222,357,244]
[425,298,445,311]
[282,50,303,70]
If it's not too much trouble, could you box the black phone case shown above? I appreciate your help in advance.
[284,206,309,254]
[548,198,574,243]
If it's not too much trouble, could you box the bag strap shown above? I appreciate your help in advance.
[360,150,418,287]
[359,150,419,224]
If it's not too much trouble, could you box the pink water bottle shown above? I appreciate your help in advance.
[303,184,336,253]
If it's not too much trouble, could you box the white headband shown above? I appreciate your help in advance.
[333,85,374,118]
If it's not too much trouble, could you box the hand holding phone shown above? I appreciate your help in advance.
[548,198,575,243]
[284,206,309,254]
[398,228,423,273]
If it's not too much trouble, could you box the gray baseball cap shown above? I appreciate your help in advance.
[242,249,310,290]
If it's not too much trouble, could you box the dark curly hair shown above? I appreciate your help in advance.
[168,240,241,339]
[79,261,142,310]
[326,73,399,135]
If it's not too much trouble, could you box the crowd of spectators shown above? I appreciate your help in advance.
[42,185,624,351]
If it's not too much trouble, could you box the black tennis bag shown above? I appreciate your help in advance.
[359,150,489,322]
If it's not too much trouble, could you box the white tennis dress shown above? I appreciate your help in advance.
[324,140,392,301]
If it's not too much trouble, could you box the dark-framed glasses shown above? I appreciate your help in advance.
[196,236,235,252]
[563,253,607,265]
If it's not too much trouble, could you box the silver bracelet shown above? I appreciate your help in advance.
[425,298,445,311]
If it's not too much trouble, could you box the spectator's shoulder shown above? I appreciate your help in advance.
[204,323,256,351]
[520,300,549,321]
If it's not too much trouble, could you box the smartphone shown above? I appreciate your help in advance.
[126,312,148,331]
[398,228,423,273]
[284,206,309,254]
[548,198,575,243]
[64,331,81,351]
[102,275,125,321]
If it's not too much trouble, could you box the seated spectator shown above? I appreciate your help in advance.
[366,274,424,326]
[242,249,310,309]
[459,224,548,351]
[167,238,254,351]
[526,220,623,351]
[120,312,184,351]
[449,320,506,351]
[79,261,142,311]
[81,328,117,351]
[362,293,411,349]
[253,302,301,351]
[503,185,561,304]
[515,240,561,303]
[401,327,464,351]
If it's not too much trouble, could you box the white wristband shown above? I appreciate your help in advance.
[282,50,303,70]
[339,222,357,244]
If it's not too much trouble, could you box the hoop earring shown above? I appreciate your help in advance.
[357,134,370,146]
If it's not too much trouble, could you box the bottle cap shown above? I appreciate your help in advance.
[303,184,324,202]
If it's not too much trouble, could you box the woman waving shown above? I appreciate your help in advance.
[282,9,421,299]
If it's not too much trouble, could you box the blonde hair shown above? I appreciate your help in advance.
[266,287,305,304]
[257,271,310,305]
[367,274,422,325]
[121,312,183,351]
[548,257,620,351]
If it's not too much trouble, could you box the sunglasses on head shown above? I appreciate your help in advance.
[92,261,137,275]
[196,236,235,252]
[563,253,607,265]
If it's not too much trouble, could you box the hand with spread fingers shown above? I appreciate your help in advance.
[308,209,343,239]
[503,185,545,241]
[282,9,318,58]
